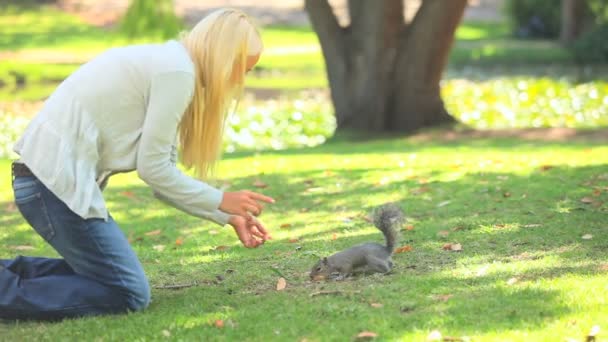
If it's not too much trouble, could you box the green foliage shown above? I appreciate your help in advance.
[504,0,561,38]
[443,77,608,129]
[119,0,183,40]
[572,24,608,63]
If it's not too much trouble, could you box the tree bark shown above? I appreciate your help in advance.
[560,0,585,45]
[305,0,467,133]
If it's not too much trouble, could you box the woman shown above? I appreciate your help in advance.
[1,8,273,321]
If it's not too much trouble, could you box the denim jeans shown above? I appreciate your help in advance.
[0,175,150,321]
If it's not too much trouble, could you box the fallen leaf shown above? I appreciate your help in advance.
[121,191,136,199]
[253,179,268,188]
[332,234,337,240]
[395,245,413,253]
[412,186,430,194]
[175,237,184,246]
[581,197,594,204]
[276,277,287,291]
[427,330,442,341]
[208,230,219,235]
[432,294,453,302]
[593,189,602,196]
[215,245,229,251]
[507,277,519,285]
[288,238,300,243]
[145,229,162,236]
[582,234,593,240]
[4,202,16,212]
[540,165,554,171]
[437,230,450,238]
[404,224,415,231]
[503,192,511,198]
[442,243,462,252]
[9,245,35,251]
[522,224,541,228]
[280,223,292,229]
[599,264,608,272]
[437,200,451,207]
[153,245,165,252]
[356,331,378,339]
[162,330,171,337]
[370,303,383,308]
[214,319,224,328]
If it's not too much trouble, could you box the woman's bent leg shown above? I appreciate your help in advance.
[1,176,150,321]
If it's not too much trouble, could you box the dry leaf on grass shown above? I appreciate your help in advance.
[506,277,519,285]
[214,319,224,328]
[288,238,300,243]
[580,197,594,204]
[253,179,268,188]
[395,245,413,253]
[442,243,463,252]
[582,234,593,240]
[9,245,35,251]
[145,229,162,236]
[437,200,451,207]
[370,303,383,308]
[280,223,292,229]
[432,294,453,302]
[404,224,415,231]
[175,237,184,246]
[215,245,229,251]
[437,230,450,238]
[153,245,165,252]
[162,330,171,337]
[120,191,136,199]
[276,277,287,291]
[355,331,378,339]
[4,202,16,212]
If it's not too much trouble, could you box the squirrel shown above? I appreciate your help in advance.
[309,203,405,281]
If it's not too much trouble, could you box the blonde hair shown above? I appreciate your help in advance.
[179,8,262,179]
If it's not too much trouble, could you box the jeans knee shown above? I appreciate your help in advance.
[125,278,151,311]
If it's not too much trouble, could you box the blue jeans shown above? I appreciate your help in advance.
[0,175,150,321]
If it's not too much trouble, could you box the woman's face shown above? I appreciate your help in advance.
[230,52,260,85]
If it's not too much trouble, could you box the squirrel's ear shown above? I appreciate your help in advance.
[322,257,329,265]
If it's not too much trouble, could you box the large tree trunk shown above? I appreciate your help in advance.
[560,0,585,45]
[305,0,467,133]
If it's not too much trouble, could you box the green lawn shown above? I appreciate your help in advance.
[1,130,607,341]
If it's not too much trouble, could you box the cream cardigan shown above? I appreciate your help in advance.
[14,40,230,226]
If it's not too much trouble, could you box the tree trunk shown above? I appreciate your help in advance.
[560,0,585,45]
[305,0,467,133]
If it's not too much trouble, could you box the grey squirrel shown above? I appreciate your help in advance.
[309,203,405,281]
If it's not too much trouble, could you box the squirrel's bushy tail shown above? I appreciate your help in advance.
[372,203,404,252]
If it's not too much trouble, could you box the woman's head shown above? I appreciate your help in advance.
[179,8,262,179]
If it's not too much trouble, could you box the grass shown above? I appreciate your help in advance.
[1,130,607,341]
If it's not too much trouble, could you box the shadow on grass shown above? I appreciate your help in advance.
[0,140,605,337]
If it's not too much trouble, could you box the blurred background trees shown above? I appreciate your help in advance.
[0,0,606,156]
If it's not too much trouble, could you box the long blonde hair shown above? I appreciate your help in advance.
[179,8,262,179]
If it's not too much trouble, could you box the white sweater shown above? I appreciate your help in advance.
[14,40,230,226]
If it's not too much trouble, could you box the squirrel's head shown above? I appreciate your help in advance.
[309,257,331,281]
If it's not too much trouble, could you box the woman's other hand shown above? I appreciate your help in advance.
[220,190,274,217]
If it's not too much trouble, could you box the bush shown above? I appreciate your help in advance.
[572,24,608,63]
[505,0,561,39]
[119,0,183,40]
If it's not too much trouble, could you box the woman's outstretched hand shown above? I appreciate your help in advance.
[220,190,275,218]
[228,215,272,248]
